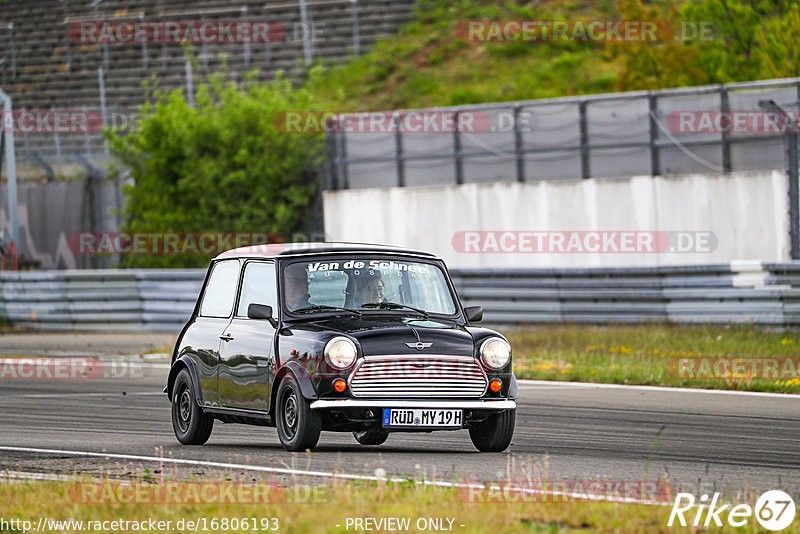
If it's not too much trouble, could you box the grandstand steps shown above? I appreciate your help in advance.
[0,0,415,163]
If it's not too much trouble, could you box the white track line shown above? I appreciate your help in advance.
[0,392,162,398]
[0,445,667,506]
[518,379,800,399]
[0,470,72,482]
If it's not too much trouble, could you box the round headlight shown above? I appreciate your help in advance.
[481,338,511,369]
[324,337,357,369]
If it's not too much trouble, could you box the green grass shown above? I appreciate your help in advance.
[305,0,625,112]
[507,324,800,394]
[0,476,789,534]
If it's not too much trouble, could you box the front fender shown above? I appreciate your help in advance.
[508,373,519,400]
[276,360,319,401]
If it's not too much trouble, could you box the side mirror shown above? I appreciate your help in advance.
[248,303,276,326]
[464,305,483,323]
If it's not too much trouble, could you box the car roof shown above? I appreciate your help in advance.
[214,242,439,260]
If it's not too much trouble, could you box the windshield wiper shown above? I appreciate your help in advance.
[291,304,361,317]
[361,302,429,318]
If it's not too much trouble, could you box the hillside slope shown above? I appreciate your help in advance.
[306,0,800,111]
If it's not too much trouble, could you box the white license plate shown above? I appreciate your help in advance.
[382,408,463,428]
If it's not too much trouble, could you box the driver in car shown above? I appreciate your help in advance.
[357,277,386,306]
[285,267,312,311]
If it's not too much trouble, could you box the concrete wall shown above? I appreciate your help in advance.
[323,170,788,268]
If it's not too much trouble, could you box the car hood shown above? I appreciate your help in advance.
[291,316,475,356]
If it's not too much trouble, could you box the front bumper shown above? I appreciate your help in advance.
[309,399,516,410]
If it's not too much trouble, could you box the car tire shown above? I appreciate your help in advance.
[171,368,214,445]
[276,375,322,452]
[353,429,389,446]
[468,409,515,452]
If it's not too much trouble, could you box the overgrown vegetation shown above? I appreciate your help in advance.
[508,324,800,393]
[107,72,325,268]
[305,0,800,110]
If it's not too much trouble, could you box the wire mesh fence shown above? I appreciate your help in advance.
[324,78,800,189]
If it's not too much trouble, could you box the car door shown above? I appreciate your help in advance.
[217,260,278,411]
[193,259,241,407]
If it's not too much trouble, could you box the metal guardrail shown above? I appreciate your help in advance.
[0,269,204,331]
[2,263,800,331]
[452,262,798,325]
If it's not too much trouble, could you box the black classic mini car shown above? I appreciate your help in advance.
[166,243,517,452]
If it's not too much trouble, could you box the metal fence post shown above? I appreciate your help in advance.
[790,130,799,259]
[52,105,62,167]
[324,128,336,190]
[579,101,590,179]
[720,85,731,173]
[513,105,525,182]
[185,59,195,106]
[103,41,110,72]
[394,115,405,187]
[648,92,660,176]
[160,13,168,70]
[337,129,349,189]
[760,98,800,260]
[22,108,29,155]
[262,4,273,65]
[98,67,109,159]
[64,22,72,73]
[83,105,91,158]
[0,90,19,250]
[298,0,313,65]
[8,23,15,79]
[453,110,464,185]
[242,5,251,67]
[140,13,148,70]
[351,0,360,57]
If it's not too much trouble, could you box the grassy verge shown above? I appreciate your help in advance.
[507,324,800,394]
[0,477,785,534]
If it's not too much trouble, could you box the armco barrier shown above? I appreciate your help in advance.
[2,262,800,331]
[452,261,799,325]
[0,269,205,332]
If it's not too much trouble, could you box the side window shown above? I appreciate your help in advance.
[237,262,277,317]
[199,260,240,318]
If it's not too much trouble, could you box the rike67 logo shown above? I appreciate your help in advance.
[668,490,796,530]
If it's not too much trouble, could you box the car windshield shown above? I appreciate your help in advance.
[282,257,457,315]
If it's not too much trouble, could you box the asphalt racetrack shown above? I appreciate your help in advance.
[0,347,797,498]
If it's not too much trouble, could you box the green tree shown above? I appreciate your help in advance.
[613,0,799,90]
[107,71,324,268]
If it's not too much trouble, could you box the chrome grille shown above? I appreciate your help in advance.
[349,355,487,398]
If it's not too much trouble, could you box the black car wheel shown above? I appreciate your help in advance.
[468,409,515,452]
[353,429,389,446]
[171,368,214,445]
[276,375,322,452]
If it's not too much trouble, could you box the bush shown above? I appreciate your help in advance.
[107,70,325,268]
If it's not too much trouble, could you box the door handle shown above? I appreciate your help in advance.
[219,333,234,342]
